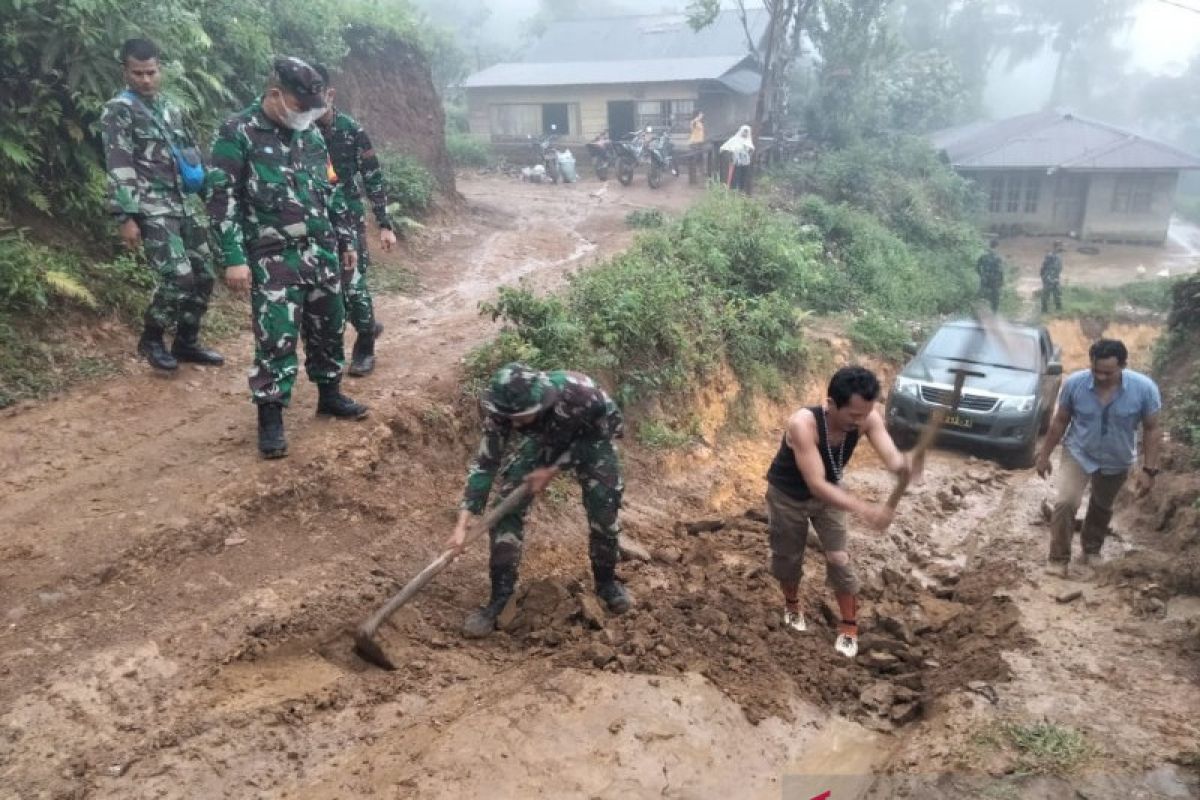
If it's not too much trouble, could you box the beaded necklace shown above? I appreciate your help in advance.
[820,407,847,483]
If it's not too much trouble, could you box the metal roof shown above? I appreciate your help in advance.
[931,110,1200,172]
[520,9,769,63]
[464,56,750,89]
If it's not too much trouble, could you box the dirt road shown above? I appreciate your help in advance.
[1,177,1197,799]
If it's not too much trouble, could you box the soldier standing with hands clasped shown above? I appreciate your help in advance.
[206,57,368,459]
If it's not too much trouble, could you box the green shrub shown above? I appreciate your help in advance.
[848,314,909,358]
[445,132,493,168]
[1052,279,1176,318]
[636,418,695,449]
[625,208,665,228]
[378,151,436,218]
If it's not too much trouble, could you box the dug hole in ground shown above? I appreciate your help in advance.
[0,176,1197,800]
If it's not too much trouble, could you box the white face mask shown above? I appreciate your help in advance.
[281,106,324,131]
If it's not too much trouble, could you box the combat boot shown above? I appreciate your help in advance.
[347,321,383,377]
[257,402,287,459]
[138,324,178,371]
[593,564,632,615]
[172,322,225,366]
[316,380,369,419]
[463,564,517,638]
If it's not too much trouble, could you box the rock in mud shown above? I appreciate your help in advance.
[653,546,683,564]
[578,595,607,629]
[861,650,901,670]
[586,643,616,667]
[683,519,726,535]
[859,681,895,711]
[1055,589,1083,604]
[743,508,769,524]
[889,701,920,725]
[617,534,651,562]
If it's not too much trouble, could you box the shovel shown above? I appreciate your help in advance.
[353,482,534,670]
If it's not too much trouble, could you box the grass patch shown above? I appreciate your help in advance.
[371,263,422,295]
[446,133,494,169]
[847,314,909,359]
[1046,278,1176,318]
[625,208,665,229]
[378,150,436,218]
[635,417,695,449]
[974,721,1093,776]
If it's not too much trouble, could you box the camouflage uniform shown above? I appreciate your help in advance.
[319,110,393,335]
[206,98,356,405]
[463,365,625,584]
[976,250,1004,312]
[100,92,214,331]
[1041,250,1063,312]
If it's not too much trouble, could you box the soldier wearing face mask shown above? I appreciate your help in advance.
[206,56,368,459]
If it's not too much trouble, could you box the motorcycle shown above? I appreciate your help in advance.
[613,128,651,186]
[646,129,678,189]
[586,130,617,181]
[528,124,560,184]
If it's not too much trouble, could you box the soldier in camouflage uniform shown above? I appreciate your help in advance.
[976,238,1004,312]
[447,363,632,638]
[313,64,397,377]
[101,38,223,371]
[1041,240,1064,313]
[206,57,368,459]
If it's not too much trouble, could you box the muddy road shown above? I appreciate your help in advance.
[1,177,1198,799]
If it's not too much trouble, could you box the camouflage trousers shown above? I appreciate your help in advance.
[489,435,624,578]
[1041,278,1062,312]
[138,215,214,330]
[341,216,375,335]
[249,260,346,405]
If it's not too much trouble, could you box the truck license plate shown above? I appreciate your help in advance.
[945,414,973,429]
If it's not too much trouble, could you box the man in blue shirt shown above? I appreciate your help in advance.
[1035,339,1162,578]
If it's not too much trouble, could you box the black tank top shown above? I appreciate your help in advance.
[766,406,859,501]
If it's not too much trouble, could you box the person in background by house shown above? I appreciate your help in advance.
[1035,338,1162,579]
[688,110,705,150]
[721,124,754,193]
[976,238,1004,312]
[101,37,224,372]
[764,366,916,658]
[1040,240,1064,313]
[313,63,397,378]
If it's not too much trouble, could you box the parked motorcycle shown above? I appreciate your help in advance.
[614,128,651,186]
[646,129,678,189]
[586,130,617,181]
[528,124,560,184]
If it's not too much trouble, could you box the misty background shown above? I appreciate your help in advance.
[416,0,1200,152]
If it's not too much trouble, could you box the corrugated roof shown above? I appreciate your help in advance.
[521,9,769,62]
[931,110,1200,171]
[464,56,748,89]
[717,67,761,95]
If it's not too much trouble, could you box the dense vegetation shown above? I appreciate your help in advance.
[1156,274,1200,464]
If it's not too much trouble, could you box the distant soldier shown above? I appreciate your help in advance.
[976,238,1004,312]
[1040,240,1064,313]
[101,38,223,371]
[313,64,397,377]
[206,57,367,459]
[447,363,631,638]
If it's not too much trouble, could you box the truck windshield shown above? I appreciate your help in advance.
[924,326,1038,372]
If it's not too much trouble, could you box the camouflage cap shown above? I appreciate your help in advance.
[272,56,326,111]
[482,362,552,417]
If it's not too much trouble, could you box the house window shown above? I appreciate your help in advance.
[1112,175,1155,214]
[988,176,1005,213]
[1023,175,1040,213]
[1006,175,1022,213]
[490,104,541,140]
[635,100,694,132]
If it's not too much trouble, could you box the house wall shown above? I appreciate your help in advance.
[465,82,754,144]
[1079,171,1179,244]
[965,169,1180,244]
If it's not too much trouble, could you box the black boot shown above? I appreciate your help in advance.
[347,321,383,377]
[593,564,632,615]
[316,380,369,419]
[138,324,178,371]
[463,564,518,638]
[172,322,225,366]
[257,402,287,459]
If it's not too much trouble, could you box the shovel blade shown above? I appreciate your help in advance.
[353,630,398,671]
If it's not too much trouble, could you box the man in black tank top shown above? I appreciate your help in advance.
[764,366,915,658]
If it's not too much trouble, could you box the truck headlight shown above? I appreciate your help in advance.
[998,395,1035,413]
[893,376,920,397]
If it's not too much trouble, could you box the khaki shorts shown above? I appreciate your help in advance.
[765,483,858,593]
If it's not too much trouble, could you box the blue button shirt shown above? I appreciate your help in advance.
[1060,368,1161,475]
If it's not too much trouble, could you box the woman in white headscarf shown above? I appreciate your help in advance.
[720,124,754,193]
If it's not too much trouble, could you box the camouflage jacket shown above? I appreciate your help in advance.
[977,251,1004,286]
[1041,253,1063,282]
[318,109,393,228]
[100,91,196,219]
[461,371,624,514]
[205,98,356,281]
